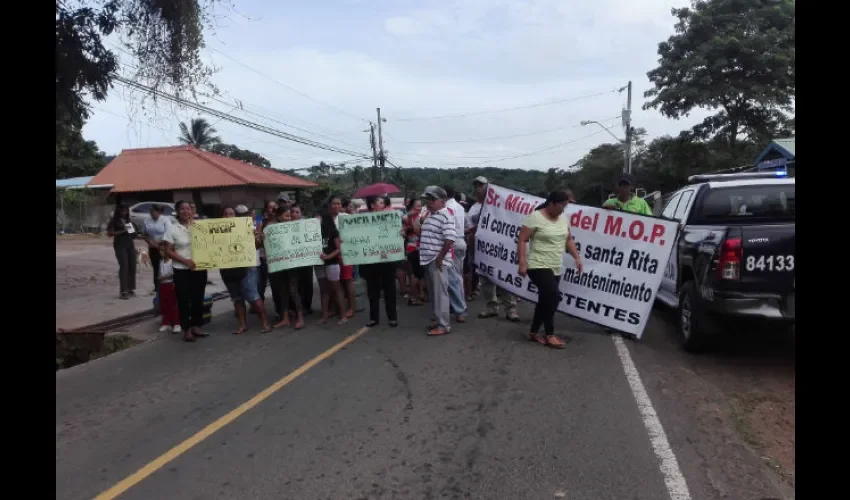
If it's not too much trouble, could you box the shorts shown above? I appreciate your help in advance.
[315,264,341,282]
[407,251,424,279]
[225,266,261,302]
[340,264,354,281]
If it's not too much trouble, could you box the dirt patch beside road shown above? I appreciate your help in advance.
[633,309,795,498]
[56,236,227,330]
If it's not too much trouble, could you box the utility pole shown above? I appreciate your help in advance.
[622,81,633,174]
[376,108,386,181]
[367,122,379,183]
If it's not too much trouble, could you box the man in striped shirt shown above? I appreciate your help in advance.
[419,186,457,336]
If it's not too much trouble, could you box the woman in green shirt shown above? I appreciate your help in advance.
[517,190,583,349]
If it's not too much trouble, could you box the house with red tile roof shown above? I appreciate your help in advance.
[87,146,318,215]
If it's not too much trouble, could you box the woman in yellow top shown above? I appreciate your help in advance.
[517,190,583,349]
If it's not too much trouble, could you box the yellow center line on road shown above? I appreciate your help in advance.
[93,326,370,500]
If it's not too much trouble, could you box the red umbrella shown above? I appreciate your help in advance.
[353,183,402,198]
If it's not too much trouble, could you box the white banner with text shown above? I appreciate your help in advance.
[475,184,678,338]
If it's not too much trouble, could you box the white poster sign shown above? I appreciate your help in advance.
[475,184,678,338]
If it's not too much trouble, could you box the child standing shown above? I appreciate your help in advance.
[157,242,181,333]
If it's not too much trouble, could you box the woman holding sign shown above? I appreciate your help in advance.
[163,200,208,342]
[107,203,137,300]
[220,206,272,335]
[517,190,583,349]
[317,209,348,325]
[360,196,399,327]
[267,206,305,330]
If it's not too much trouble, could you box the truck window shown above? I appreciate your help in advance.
[673,190,694,222]
[660,193,681,219]
[695,184,795,223]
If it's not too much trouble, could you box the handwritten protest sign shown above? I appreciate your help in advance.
[263,219,323,273]
[475,184,678,338]
[190,217,257,270]
[338,211,404,266]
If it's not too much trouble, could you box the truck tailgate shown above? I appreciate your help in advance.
[738,224,795,294]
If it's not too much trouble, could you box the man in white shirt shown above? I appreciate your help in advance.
[444,186,468,321]
[468,176,519,321]
[419,186,456,336]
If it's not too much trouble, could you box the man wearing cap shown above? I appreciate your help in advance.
[468,176,520,322]
[419,186,457,336]
[603,174,653,215]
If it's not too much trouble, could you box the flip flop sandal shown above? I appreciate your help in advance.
[506,314,521,322]
[260,326,272,334]
[366,320,379,327]
[427,328,450,336]
[183,336,195,343]
[526,333,546,344]
[232,327,248,335]
[478,311,498,319]
[455,316,466,323]
[193,332,209,338]
[545,336,567,349]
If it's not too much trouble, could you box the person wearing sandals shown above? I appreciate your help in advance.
[220,206,271,335]
[419,186,457,336]
[162,200,208,342]
[265,206,306,329]
[360,196,399,328]
[106,203,137,300]
[469,177,520,322]
[444,186,468,323]
[403,198,425,306]
[516,190,584,349]
[317,207,349,325]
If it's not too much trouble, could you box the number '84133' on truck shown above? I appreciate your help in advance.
[654,171,795,352]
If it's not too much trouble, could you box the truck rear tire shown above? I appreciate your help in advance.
[679,281,710,353]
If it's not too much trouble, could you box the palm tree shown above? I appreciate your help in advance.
[178,118,221,150]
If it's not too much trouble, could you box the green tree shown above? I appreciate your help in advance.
[178,118,221,150]
[56,0,219,140]
[350,165,364,191]
[56,127,110,179]
[210,143,271,168]
[644,0,795,147]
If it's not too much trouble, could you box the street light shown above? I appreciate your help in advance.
[580,120,631,174]
[580,120,624,143]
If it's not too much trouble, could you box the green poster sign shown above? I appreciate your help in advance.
[338,211,405,266]
[263,219,323,272]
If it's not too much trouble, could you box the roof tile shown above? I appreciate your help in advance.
[88,146,317,193]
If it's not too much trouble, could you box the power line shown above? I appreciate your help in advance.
[388,115,622,144]
[113,76,372,160]
[394,89,619,121]
[389,129,609,166]
[108,50,367,151]
[90,106,347,167]
[209,48,370,124]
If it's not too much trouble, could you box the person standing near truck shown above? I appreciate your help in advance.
[603,174,653,215]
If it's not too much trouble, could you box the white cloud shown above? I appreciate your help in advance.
[84,0,714,173]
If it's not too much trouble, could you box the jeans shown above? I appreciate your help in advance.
[424,260,451,331]
[114,242,137,295]
[173,268,208,330]
[448,248,467,317]
[361,262,397,323]
[527,268,562,335]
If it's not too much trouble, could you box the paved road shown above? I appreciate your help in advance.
[56,298,793,500]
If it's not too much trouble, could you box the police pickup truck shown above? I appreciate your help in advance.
[655,172,795,351]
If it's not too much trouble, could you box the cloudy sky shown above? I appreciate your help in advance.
[84,0,709,172]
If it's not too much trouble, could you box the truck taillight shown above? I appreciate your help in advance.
[717,238,742,280]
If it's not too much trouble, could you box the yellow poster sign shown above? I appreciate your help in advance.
[189,217,257,270]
